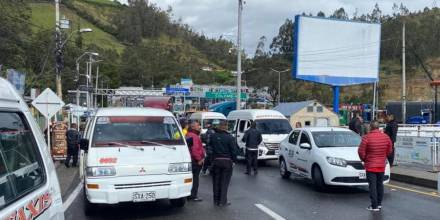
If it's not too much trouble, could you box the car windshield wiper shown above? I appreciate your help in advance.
[141,140,176,150]
[108,142,144,151]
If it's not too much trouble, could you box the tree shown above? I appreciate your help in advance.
[368,3,382,22]
[270,19,294,60]
[330,7,349,20]
[255,36,267,57]
[317,11,325,17]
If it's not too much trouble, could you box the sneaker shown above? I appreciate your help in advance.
[366,206,380,212]
[378,205,382,209]
[189,197,203,202]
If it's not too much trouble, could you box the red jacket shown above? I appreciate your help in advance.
[186,130,205,162]
[358,129,393,171]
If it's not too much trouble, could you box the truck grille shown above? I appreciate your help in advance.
[114,181,171,190]
[265,143,280,150]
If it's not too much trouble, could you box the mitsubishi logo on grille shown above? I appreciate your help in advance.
[139,167,146,173]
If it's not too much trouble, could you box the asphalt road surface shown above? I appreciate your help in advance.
[65,161,440,220]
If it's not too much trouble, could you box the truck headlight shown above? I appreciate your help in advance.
[326,157,347,167]
[169,163,192,173]
[86,166,116,177]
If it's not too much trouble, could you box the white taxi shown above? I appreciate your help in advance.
[80,108,192,215]
[278,127,390,190]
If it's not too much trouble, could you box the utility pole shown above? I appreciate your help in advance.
[55,0,63,98]
[236,0,243,110]
[402,22,407,123]
[95,65,99,108]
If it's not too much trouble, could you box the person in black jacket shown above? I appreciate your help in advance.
[349,111,363,135]
[201,122,216,175]
[384,114,398,166]
[65,123,81,168]
[210,121,238,207]
[242,121,262,175]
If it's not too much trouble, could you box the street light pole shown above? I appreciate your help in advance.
[271,68,290,105]
[236,0,243,110]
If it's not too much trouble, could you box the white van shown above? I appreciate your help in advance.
[80,108,192,215]
[189,112,226,134]
[0,78,64,219]
[227,109,292,160]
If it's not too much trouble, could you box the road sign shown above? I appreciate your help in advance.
[166,86,190,95]
[32,88,65,118]
[205,91,247,99]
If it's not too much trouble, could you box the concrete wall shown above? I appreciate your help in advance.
[289,103,339,127]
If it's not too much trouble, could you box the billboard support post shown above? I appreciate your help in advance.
[333,86,340,114]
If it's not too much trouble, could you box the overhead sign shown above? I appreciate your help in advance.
[293,15,381,86]
[32,88,65,118]
[166,86,190,95]
[6,69,26,95]
[205,91,247,99]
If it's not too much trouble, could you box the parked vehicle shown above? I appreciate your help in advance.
[208,101,236,117]
[79,108,192,215]
[0,78,64,219]
[143,96,173,111]
[227,109,292,160]
[278,127,390,190]
[189,112,226,134]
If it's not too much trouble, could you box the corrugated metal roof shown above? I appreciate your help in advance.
[273,100,315,116]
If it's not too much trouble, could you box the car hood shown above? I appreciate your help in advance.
[318,147,361,161]
[262,134,289,143]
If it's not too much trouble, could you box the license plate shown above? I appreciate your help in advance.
[275,150,280,155]
[359,172,367,179]
[133,191,156,202]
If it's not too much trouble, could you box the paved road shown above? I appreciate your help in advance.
[65,161,440,220]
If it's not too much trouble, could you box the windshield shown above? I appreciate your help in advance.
[312,131,361,148]
[202,119,226,129]
[255,119,292,134]
[92,116,184,147]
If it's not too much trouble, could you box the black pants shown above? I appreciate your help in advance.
[65,146,78,166]
[202,155,211,173]
[367,172,384,208]
[246,149,258,173]
[388,146,395,166]
[191,162,202,198]
[212,159,233,205]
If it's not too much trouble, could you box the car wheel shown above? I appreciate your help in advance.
[279,159,291,179]
[312,166,326,191]
[84,186,97,216]
[170,198,186,208]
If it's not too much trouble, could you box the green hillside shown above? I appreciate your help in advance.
[30,2,125,53]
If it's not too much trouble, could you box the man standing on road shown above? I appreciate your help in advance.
[358,121,393,212]
[186,121,205,202]
[349,111,363,135]
[65,123,81,168]
[384,114,398,166]
[202,121,216,175]
[242,121,262,175]
[210,121,238,206]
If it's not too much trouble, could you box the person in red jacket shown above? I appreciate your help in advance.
[186,121,205,201]
[358,120,393,212]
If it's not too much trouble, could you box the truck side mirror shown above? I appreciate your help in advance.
[80,139,89,152]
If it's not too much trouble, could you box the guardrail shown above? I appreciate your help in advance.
[396,127,440,172]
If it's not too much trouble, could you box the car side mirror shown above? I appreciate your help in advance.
[80,139,89,152]
[299,143,312,150]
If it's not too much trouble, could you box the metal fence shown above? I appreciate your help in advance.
[396,125,440,171]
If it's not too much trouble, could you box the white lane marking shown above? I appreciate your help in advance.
[63,182,83,212]
[255,204,286,220]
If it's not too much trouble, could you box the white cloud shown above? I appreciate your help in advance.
[119,0,434,55]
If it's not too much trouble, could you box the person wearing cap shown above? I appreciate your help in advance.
[210,121,238,207]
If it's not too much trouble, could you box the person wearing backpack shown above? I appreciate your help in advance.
[65,123,81,168]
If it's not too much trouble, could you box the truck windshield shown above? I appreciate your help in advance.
[92,116,184,147]
[202,119,226,129]
[312,131,361,148]
[255,119,292,134]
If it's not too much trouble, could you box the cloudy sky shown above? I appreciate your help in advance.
[119,0,435,55]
